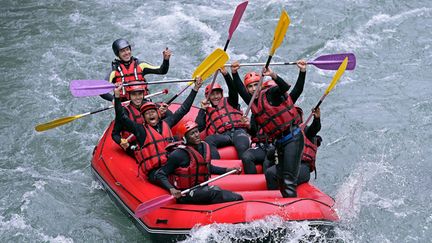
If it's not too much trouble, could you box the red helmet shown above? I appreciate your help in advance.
[244,72,261,86]
[205,83,223,96]
[125,81,148,93]
[177,121,199,138]
[262,80,277,88]
[140,102,158,114]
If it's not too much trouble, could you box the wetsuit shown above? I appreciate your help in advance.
[154,142,243,204]
[114,89,197,181]
[101,58,169,101]
[195,73,250,159]
[232,70,306,197]
[265,116,321,189]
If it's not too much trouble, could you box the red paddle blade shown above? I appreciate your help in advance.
[228,1,248,39]
[70,79,115,97]
[309,53,356,70]
[134,194,175,218]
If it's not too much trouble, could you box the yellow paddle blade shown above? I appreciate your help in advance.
[192,48,229,81]
[35,114,85,132]
[325,57,348,95]
[269,10,290,56]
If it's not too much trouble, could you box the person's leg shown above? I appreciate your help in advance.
[296,163,311,185]
[241,147,266,174]
[232,129,251,159]
[204,134,231,159]
[276,132,304,198]
[264,165,278,190]
[178,186,242,204]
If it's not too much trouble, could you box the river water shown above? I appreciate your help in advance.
[1,0,431,242]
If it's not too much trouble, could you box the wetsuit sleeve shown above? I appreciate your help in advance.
[111,121,123,145]
[114,98,147,145]
[232,72,251,104]
[210,165,228,175]
[140,59,169,75]
[165,89,197,127]
[304,117,321,140]
[249,115,259,137]
[289,71,306,103]
[154,149,190,190]
[223,73,239,108]
[196,109,207,132]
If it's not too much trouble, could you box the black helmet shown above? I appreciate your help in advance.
[112,39,131,56]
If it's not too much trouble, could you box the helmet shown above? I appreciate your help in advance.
[140,102,158,114]
[244,72,261,86]
[176,121,199,138]
[262,80,277,88]
[112,39,131,56]
[205,83,223,96]
[125,81,148,93]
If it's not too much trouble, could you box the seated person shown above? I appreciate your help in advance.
[154,121,243,204]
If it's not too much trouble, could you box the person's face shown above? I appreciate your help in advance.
[185,128,201,145]
[129,91,144,107]
[119,46,131,62]
[209,90,223,106]
[246,82,259,95]
[144,109,159,126]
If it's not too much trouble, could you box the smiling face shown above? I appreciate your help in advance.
[185,127,201,145]
[209,90,223,106]
[118,46,132,62]
[143,109,159,126]
[129,91,144,107]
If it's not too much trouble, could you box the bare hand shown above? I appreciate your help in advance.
[219,66,227,75]
[231,61,240,74]
[240,116,250,128]
[120,138,129,150]
[297,59,307,72]
[159,103,169,117]
[262,67,277,80]
[163,47,172,60]
[227,167,242,174]
[312,107,320,118]
[170,188,182,198]
[201,99,210,109]
[193,77,204,91]
[114,84,122,98]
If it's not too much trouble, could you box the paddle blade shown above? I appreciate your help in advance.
[135,195,175,218]
[325,57,348,95]
[192,48,229,80]
[228,1,248,39]
[35,114,85,132]
[309,53,356,70]
[70,80,115,97]
[269,10,290,56]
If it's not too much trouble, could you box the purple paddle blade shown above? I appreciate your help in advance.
[228,1,248,39]
[308,53,356,70]
[134,194,175,218]
[70,79,115,97]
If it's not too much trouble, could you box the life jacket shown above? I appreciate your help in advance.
[250,88,301,140]
[205,97,248,135]
[134,121,175,176]
[167,142,211,190]
[251,126,273,144]
[120,104,144,143]
[110,58,145,100]
[302,135,318,172]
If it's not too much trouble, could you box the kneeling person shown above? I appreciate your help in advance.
[155,121,243,204]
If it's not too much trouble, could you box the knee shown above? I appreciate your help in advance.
[241,150,254,163]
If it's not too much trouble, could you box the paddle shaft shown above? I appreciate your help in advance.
[302,94,326,128]
[225,60,346,67]
[182,169,238,195]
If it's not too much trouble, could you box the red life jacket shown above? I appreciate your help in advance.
[302,135,318,172]
[134,121,175,175]
[168,142,211,190]
[120,104,144,143]
[111,58,145,100]
[250,88,301,140]
[205,97,248,135]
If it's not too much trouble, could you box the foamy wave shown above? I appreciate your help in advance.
[21,180,47,212]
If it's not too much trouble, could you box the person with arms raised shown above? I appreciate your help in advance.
[154,121,243,204]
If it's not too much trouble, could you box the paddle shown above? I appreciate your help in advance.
[70,79,193,97]
[35,89,168,132]
[244,10,290,116]
[224,53,356,71]
[302,57,349,128]
[134,169,239,218]
[166,1,248,104]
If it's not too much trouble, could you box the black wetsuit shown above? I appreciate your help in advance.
[101,58,169,101]
[154,142,243,204]
[195,73,250,159]
[232,70,306,197]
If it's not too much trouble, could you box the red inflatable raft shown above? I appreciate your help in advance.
[91,104,338,241]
